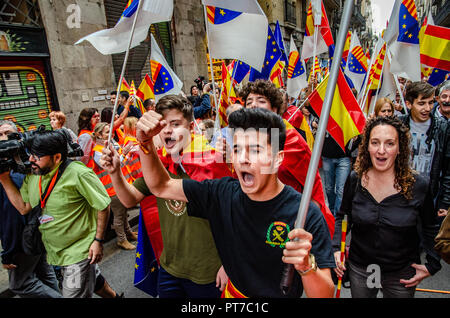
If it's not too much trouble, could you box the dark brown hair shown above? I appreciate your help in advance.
[240,80,284,114]
[155,95,193,121]
[354,116,415,199]
[405,81,435,105]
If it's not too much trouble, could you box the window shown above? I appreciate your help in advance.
[0,0,42,27]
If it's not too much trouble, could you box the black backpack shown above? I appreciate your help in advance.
[22,159,72,255]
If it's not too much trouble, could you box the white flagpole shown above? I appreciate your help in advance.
[368,58,385,115]
[107,0,144,144]
[386,50,408,113]
[203,5,220,133]
[287,98,309,122]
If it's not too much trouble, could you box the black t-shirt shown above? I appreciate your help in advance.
[183,177,335,298]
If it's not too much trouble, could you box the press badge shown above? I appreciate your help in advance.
[39,215,55,224]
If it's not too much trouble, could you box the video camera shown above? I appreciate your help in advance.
[194,75,206,90]
[0,125,83,174]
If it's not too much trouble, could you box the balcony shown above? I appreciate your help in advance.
[285,1,297,26]
[433,0,450,27]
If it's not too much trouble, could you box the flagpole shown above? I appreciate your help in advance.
[280,0,354,295]
[287,98,309,123]
[107,0,144,144]
[203,5,220,133]
[368,57,385,115]
[386,50,408,114]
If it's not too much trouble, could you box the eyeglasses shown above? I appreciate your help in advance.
[30,153,42,161]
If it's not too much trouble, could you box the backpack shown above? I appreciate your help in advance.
[22,159,72,256]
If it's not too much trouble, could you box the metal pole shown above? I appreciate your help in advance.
[280,0,354,295]
[286,98,309,123]
[368,57,385,115]
[107,0,144,144]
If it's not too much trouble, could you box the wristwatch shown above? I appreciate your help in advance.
[94,237,105,244]
[298,254,317,276]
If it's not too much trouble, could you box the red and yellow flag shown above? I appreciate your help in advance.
[342,31,352,61]
[119,77,130,92]
[270,60,285,88]
[367,43,386,90]
[308,70,366,152]
[137,74,155,101]
[279,120,335,237]
[305,1,334,46]
[420,24,450,72]
[218,61,236,128]
[308,56,321,82]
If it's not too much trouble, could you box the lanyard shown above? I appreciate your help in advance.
[38,168,60,209]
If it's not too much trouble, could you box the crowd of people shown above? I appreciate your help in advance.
[0,73,450,299]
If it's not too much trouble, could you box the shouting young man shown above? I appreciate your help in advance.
[135,107,335,298]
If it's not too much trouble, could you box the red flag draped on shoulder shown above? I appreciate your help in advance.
[279,119,335,237]
[309,70,366,151]
[159,134,232,180]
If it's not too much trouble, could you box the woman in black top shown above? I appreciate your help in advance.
[332,116,441,298]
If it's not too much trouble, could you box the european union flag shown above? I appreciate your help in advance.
[428,68,450,86]
[134,209,159,297]
[274,21,288,65]
[397,0,419,44]
[329,44,347,70]
[232,60,250,84]
[348,47,368,74]
[152,63,174,96]
[287,51,305,79]
[249,26,282,81]
[206,6,242,25]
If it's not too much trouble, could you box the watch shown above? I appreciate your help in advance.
[298,254,317,276]
[94,237,105,244]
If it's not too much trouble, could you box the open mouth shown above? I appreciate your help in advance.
[375,157,387,164]
[164,137,177,149]
[241,171,255,187]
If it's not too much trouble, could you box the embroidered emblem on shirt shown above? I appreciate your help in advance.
[266,221,290,248]
[165,199,187,216]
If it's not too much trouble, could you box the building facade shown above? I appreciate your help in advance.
[0,0,377,132]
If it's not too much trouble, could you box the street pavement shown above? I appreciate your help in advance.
[1,210,449,298]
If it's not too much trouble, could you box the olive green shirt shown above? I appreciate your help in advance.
[133,171,221,284]
[20,161,111,266]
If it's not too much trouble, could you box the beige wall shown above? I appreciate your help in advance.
[38,0,115,132]
[171,0,209,95]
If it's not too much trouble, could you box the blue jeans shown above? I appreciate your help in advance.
[322,157,351,215]
[157,266,221,298]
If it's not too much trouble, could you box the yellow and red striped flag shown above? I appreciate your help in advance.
[420,24,450,72]
[335,214,348,298]
[218,61,236,128]
[342,31,352,62]
[367,43,386,90]
[309,70,366,151]
[308,56,322,83]
[270,60,285,88]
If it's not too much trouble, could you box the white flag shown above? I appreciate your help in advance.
[286,36,307,99]
[149,35,183,101]
[383,0,421,81]
[75,0,173,55]
[202,0,268,72]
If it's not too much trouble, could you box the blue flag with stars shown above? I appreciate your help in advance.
[274,21,288,65]
[133,209,159,297]
[249,25,282,81]
[231,60,250,84]
[428,68,450,86]
[397,0,419,44]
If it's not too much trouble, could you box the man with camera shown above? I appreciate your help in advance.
[0,128,111,298]
[0,120,62,298]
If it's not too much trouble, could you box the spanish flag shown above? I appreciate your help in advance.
[120,77,130,92]
[137,74,155,102]
[420,24,450,72]
[308,70,366,152]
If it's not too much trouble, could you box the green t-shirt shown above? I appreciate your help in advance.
[133,171,221,285]
[20,161,111,266]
